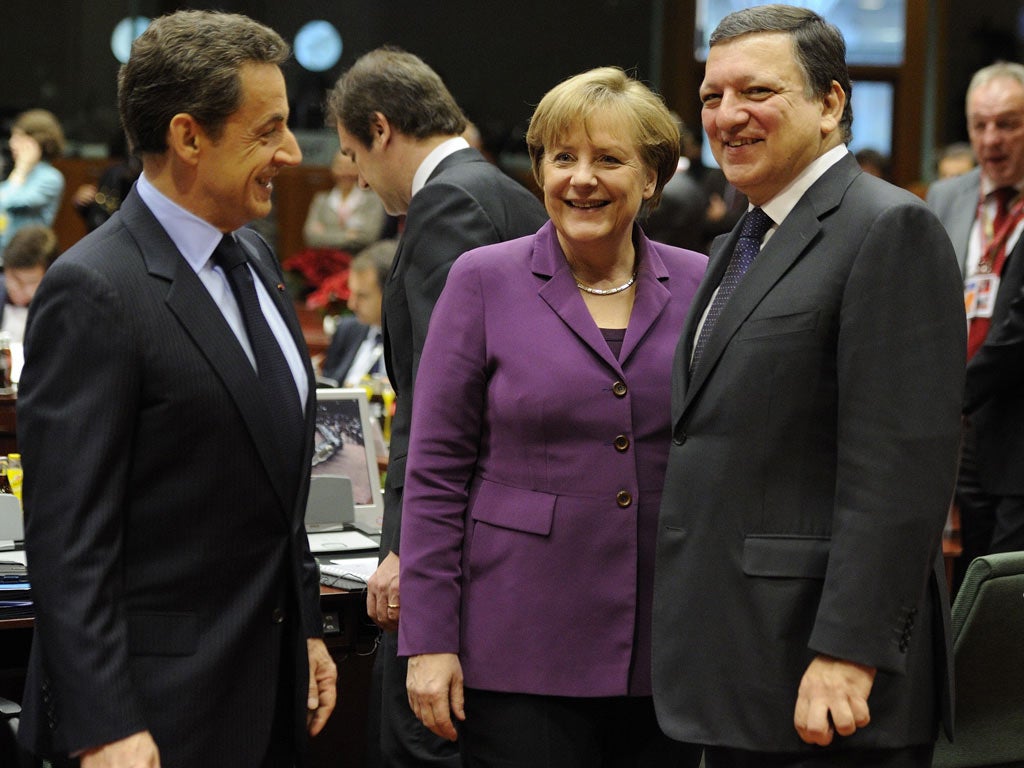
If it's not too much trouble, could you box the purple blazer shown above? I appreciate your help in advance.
[398,221,706,697]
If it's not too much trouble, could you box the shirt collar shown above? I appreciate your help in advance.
[759,144,848,227]
[411,136,471,198]
[979,175,1023,199]
[136,173,225,274]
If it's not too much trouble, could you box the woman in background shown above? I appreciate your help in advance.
[302,149,386,253]
[0,109,65,255]
[398,67,707,767]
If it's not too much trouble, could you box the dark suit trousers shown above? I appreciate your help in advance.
[372,631,460,768]
[704,744,933,768]
[459,688,702,768]
[954,420,1024,594]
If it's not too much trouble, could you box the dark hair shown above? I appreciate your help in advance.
[118,10,290,155]
[12,109,65,162]
[526,67,680,210]
[4,225,60,270]
[327,47,466,149]
[350,239,398,290]
[710,4,853,144]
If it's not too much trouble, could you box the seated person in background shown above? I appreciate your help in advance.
[320,238,397,386]
[303,149,387,252]
[936,141,976,179]
[0,109,66,254]
[0,224,59,343]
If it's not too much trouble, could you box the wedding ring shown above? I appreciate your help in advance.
[387,603,400,609]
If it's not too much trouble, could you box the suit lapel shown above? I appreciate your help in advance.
[534,223,631,373]
[531,223,671,373]
[619,235,671,366]
[682,155,857,413]
[120,194,307,516]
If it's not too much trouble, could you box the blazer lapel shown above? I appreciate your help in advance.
[619,233,671,366]
[121,194,305,515]
[683,155,857,412]
[533,223,625,373]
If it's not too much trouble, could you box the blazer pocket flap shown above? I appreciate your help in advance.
[743,535,830,578]
[737,310,819,340]
[470,480,555,536]
[127,611,200,656]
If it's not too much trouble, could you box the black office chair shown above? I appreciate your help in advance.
[933,551,1024,768]
[0,694,38,767]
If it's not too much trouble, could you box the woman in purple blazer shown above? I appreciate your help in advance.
[398,67,707,767]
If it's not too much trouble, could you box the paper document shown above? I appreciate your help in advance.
[307,530,379,553]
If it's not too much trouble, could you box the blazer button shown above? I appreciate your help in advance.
[271,608,286,624]
[614,434,630,452]
[616,490,633,508]
[612,380,628,397]
[672,431,687,446]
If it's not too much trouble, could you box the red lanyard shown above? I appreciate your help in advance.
[976,190,1024,274]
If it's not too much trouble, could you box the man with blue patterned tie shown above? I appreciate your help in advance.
[653,6,965,766]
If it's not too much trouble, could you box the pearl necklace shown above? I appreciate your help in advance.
[573,270,637,296]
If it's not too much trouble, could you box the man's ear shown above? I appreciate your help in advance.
[370,111,392,149]
[820,81,846,137]
[167,113,202,165]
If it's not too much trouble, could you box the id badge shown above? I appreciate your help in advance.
[964,273,999,319]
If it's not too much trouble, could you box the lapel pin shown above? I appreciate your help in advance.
[276,283,285,292]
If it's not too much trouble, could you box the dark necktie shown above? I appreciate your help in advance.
[992,186,1014,237]
[212,234,304,458]
[691,207,774,372]
[369,330,384,375]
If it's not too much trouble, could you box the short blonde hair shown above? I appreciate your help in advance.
[526,67,679,209]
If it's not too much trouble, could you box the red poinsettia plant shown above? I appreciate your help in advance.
[282,247,352,311]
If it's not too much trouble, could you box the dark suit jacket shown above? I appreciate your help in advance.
[653,154,965,752]
[17,190,322,766]
[320,315,372,385]
[642,169,709,253]
[928,169,1024,495]
[380,147,547,556]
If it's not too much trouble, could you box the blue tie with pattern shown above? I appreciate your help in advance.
[690,207,774,372]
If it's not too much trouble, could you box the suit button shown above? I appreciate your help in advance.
[271,608,286,624]
[614,435,630,452]
[616,490,633,508]
[612,380,627,397]
[672,431,686,446]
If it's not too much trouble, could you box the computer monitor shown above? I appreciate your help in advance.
[312,388,385,534]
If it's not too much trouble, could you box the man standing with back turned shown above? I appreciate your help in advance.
[653,6,965,767]
[18,11,335,767]
[928,61,1024,594]
[327,48,547,766]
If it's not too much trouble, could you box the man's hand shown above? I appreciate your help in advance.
[407,652,465,742]
[306,637,338,736]
[794,655,876,746]
[81,731,160,767]
[367,551,400,630]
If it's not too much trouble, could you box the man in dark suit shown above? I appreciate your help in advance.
[653,6,965,767]
[17,11,336,767]
[927,61,1024,594]
[320,239,396,387]
[643,114,709,252]
[327,47,547,767]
